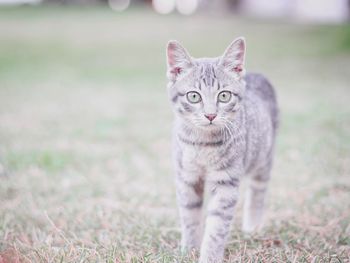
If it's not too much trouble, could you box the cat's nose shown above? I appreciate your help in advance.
[205,114,217,122]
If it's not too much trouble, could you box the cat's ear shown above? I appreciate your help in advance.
[166,40,193,81]
[219,37,246,78]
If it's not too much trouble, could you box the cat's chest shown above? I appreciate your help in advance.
[181,144,225,168]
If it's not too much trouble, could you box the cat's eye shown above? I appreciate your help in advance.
[186,91,202,104]
[218,91,232,103]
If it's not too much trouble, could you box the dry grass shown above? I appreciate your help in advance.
[0,6,350,263]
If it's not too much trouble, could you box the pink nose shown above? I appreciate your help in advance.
[205,114,217,122]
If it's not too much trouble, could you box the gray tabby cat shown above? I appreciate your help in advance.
[166,37,278,263]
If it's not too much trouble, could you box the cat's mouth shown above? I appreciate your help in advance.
[202,122,219,128]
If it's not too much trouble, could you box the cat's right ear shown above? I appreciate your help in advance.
[166,40,193,81]
[219,37,246,79]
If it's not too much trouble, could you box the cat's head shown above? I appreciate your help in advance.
[166,38,246,130]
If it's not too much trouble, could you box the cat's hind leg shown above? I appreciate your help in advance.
[242,165,271,234]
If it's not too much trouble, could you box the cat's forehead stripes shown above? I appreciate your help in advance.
[196,63,221,90]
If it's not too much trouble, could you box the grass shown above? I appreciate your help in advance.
[0,5,350,262]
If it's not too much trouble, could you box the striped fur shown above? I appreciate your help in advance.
[166,38,279,263]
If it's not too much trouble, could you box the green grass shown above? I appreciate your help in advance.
[0,5,350,262]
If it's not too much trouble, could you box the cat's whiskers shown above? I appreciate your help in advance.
[221,118,234,140]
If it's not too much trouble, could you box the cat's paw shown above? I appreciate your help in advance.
[242,220,262,234]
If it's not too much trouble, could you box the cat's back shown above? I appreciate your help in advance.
[241,73,278,173]
[244,73,279,131]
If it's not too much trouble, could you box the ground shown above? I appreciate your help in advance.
[0,6,350,263]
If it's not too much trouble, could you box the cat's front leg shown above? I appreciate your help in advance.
[199,171,241,263]
[176,171,205,252]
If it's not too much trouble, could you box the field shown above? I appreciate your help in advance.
[0,6,350,262]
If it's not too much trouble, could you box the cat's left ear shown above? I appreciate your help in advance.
[166,40,193,81]
[219,37,246,78]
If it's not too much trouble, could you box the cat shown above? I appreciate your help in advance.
[166,37,279,263]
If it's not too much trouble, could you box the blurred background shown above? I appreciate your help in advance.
[0,0,349,262]
[1,0,350,22]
